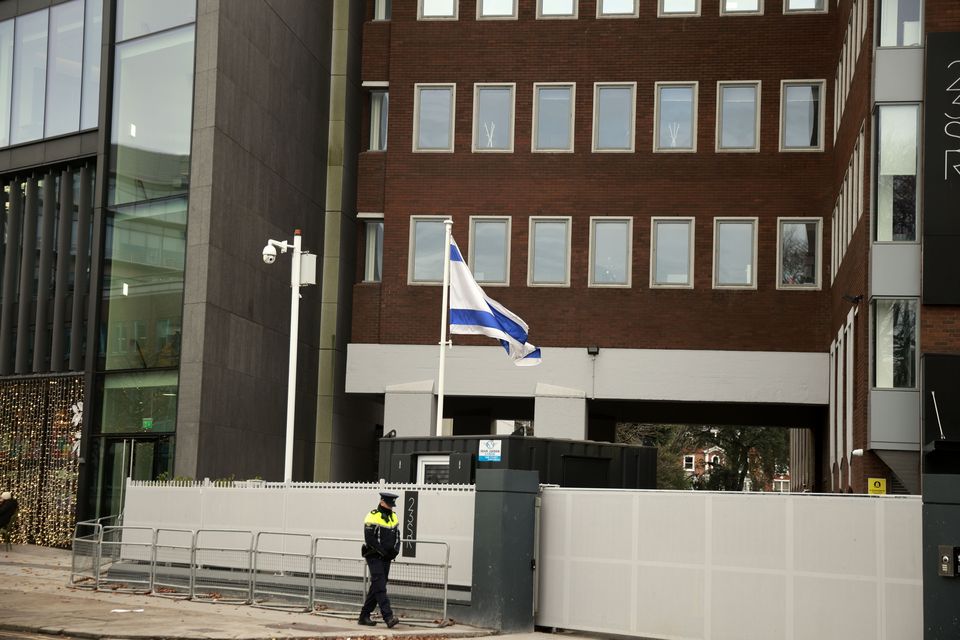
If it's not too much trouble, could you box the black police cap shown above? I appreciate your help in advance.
[379,491,398,506]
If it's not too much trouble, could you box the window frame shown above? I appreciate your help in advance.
[592,82,637,153]
[477,0,518,19]
[775,217,823,290]
[720,0,763,15]
[368,87,388,151]
[650,216,695,289]
[871,297,919,391]
[683,455,695,471]
[359,213,384,283]
[778,79,826,152]
[374,0,391,20]
[596,0,639,18]
[653,81,699,153]
[407,215,451,285]
[715,81,761,153]
[532,82,576,154]
[659,0,701,17]
[873,102,920,244]
[468,215,512,286]
[876,0,923,48]
[588,216,633,288]
[783,0,828,14]
[472,83,516,153]
[537,0,578,18]
[417,454,451,484]
[527,216,572,287]
[413,83,456,153]
[712,217,758,290]
[418,0,459,20]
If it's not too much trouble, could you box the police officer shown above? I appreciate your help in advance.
[358,491,401,627]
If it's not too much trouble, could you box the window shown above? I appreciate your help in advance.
[878,0,921,47]
[589,217,632,287]
[873,299,917,389]
[713,218,757,289]
[683,455,695,471]
[369,90,388,151]
[655,82,697,152]
[716,82,760,151]
[538,0,577,18]
[784,0,826,13]
[780,81,825,151]
[528,217,571,286]
[533,83,575,152]
[777,218,821,289]
[478,0,517,18]
[11,10,48,145]
[81,0,103,130]
[593,83,636,152]
[409,216,450,284]
[660,0,700,16]
[374,0,392,20]
[773,479,790,492]
[875,105,919,242]
[473,84,515,152]
[651,218,694,288]
[45,0,84,138]
[417,455,451,484]
[721,0,762,14]
[419,0,458,19]
[116,0,195,41]
[414,84,455,152]
[362,217,383,282]
[597,0,638,17]
[469,216,510,285]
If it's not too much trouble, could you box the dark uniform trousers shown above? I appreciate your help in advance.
[361,555,393,619]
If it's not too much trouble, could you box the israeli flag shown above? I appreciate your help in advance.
[448,238,541,366]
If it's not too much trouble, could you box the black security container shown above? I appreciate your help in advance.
[378,435,656,488]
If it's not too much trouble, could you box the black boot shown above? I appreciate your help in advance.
[385,616,399,628]
[358,615,377,626]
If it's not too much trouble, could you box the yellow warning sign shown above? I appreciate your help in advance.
[868,478,887,495]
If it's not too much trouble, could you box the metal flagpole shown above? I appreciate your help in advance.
[436,220,453,437]
[284,230,303,482]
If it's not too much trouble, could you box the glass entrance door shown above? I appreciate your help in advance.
[92,435,173,519]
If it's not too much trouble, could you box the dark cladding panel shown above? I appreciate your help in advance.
[923,33,960,304]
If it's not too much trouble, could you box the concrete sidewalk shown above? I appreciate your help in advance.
[0,544,492,640]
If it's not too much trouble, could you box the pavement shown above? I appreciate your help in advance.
[0,544,528,640]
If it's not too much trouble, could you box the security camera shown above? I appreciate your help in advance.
[262,243,277,264]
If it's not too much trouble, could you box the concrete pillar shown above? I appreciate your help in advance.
[534,382,587,440]
[384,380,436,437]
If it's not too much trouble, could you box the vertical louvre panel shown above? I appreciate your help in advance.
[0,181,20,374]
[15,178,38,373]
[70,166,92,371]
[51,169,74,372]
[34,173,57,371]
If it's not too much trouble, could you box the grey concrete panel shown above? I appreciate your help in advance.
[874,47,925,103]
[869,389,921,450]
[872,243,921,297]
[534,394,587,440]
[384,383,437,438]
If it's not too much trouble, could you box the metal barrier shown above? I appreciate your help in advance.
[69,518,104,589]
[192,529,253,604]
[98,525,155,593]
[252,531,313,611]
[311,537,369,616]
[152,528,195,599]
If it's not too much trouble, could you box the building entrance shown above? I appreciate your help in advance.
[90,436,173,519]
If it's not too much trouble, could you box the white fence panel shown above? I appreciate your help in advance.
[122,481,475,586]
[536,488,922,640]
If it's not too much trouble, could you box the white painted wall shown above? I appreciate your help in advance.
[122,481,475,586]
[536,488,921,640]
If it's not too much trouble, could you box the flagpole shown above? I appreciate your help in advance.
[436,220,453,437]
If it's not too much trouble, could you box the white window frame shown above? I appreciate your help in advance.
[877,0,924,48]
[778,79,826,152]
[775,217,823,290]
[408,215,451,285]
[359,212,384,283]
[537,0,578,18]
[659,0,701,17]
[417,454,451,484]
[468,215,511,286]
[413,83,456,153]
[477,0,518,20]
[653,81,699,153]
[418,0,459,20]
[528,216,572,287]
[532,82,576,154]
[592,82,636,153]
[720,0,763,16]
[783,0,827,14]
[597,0,639,18]
[871,297,919,390]
[683,455,695,471]
[650,217,695,289]
[374,0,391,20]
[472,83,516,153]
[712,217,758,290]
[588,216,633,288]
[368,88,388,151]
[715,81,761,153]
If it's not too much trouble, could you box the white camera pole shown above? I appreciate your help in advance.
[284,230,303,482]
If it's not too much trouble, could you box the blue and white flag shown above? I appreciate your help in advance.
[448,238,541,366]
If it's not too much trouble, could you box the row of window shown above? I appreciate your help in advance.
[386,0,828,21]
[362,215,823,290]
[833,0,867,141]
[831,124,866,280]
[390,80,826,154]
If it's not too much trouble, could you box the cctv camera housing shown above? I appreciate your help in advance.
[262,244,277,264]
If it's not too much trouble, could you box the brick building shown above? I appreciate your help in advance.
[346,0,960,494]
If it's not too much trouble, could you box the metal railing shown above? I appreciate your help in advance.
[68,522,451,626]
